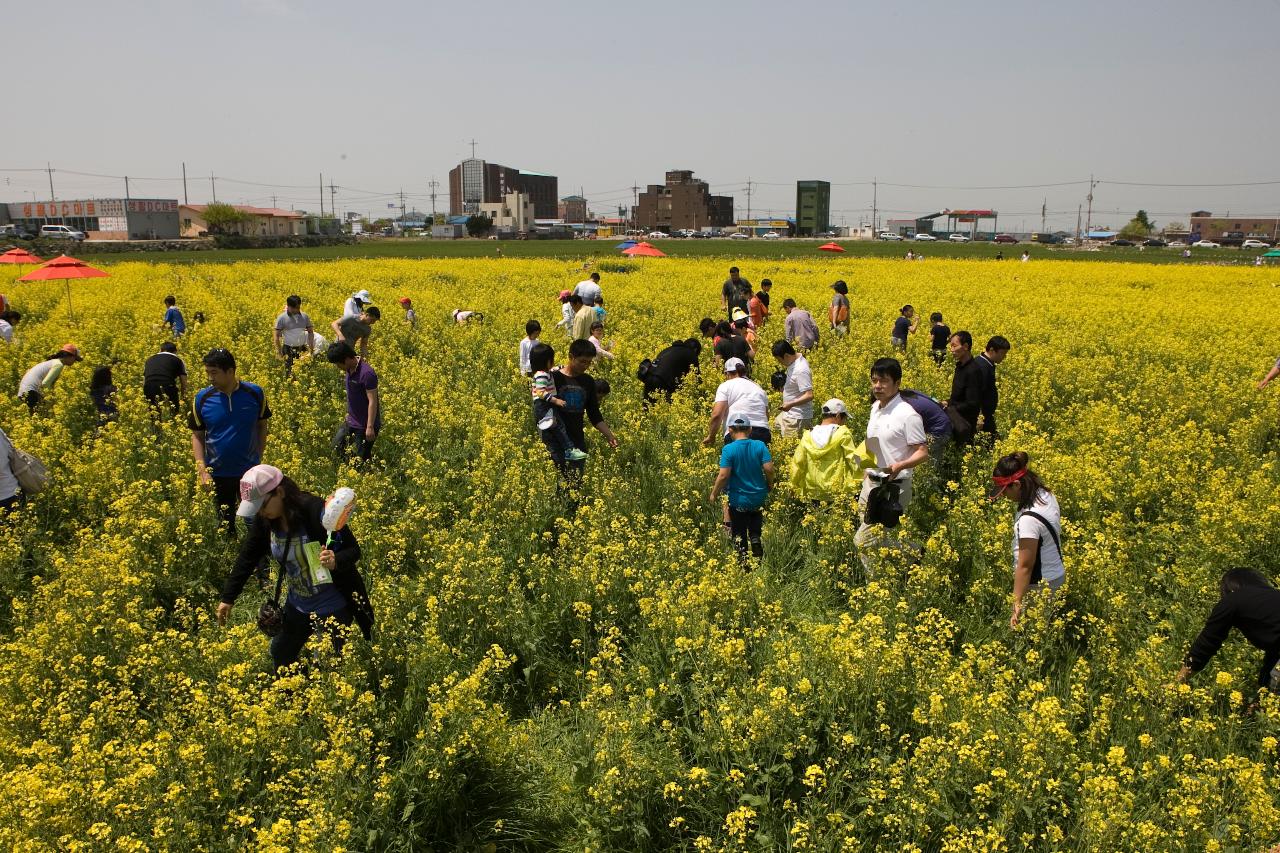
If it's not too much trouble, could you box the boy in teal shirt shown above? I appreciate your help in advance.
[710,414,774,561]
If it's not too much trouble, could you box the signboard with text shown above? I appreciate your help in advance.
[5,198,178,219]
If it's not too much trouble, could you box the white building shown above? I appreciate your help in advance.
[478,192,535,233]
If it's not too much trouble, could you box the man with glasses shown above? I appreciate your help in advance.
[189,348,272,536]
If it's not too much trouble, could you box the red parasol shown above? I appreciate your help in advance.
[622,243,667,257]
[19,255,109,322]
[0,248,43,265]
[818,242,846,253]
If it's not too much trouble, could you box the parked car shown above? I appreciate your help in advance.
[993,234,1018,244]
[1168,240,1187,248]
[815,231,836,239]
[729,232,750,240]
[646,231,667,239]
[913,232,937,242]
[878,231,903,241]
[1110,239,1135,247]
[0,224,35,240]
[40,224,85,241]
[1192,240,1221,248]
[948,233,970,242]
[1242,239,1271,249]
[1142,238,1167,248]
[761,231,781,240]
[1060,237,1077,245]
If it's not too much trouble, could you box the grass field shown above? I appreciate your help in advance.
[70,237,1273,266]
[2,256,1280,850]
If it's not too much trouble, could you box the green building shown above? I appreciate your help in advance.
[795,180,831,236]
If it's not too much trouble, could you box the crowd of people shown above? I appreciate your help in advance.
[1,265,1278,694]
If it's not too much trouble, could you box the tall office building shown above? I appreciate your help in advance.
[795,180,831,236]
[448,159,559,219]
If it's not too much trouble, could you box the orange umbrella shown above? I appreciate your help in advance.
[0,248,43,265]
[818,242,845,253]
[19,255,108,322]
[622,243,666,257]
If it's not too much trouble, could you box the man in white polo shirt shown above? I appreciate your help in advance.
[572,272,603,307]
[703,357,770,447]
[855,356,929,570]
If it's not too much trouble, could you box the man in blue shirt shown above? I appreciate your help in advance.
[189,348,272,536]
[710,414,774,562]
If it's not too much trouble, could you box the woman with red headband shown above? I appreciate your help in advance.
[991,452,1064,627]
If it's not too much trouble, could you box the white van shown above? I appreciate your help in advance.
[40,224,86,241]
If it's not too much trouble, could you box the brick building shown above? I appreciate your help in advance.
[634,170,734,232]
[1189,211,1280,245]
[448,159,559,219]
[559,195,587,223]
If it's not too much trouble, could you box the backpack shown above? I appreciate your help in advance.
[1019,510,1061,584]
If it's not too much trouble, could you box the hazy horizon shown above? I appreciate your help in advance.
[4,0,1278,232]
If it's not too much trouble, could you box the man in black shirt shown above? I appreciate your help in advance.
[551,338,619,481]
[643,338,702,404]
[928,312,951,366]
[1179,568,1280,692]
[713,321,752,374]
[944,330,984,444]
[976,335,1011,440]
[143,341,188,411]
[721,267,752,318]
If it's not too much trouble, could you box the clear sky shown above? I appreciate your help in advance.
[4,0,1278,231]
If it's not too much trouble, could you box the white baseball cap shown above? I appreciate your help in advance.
[724,357,746,373]
[821,398,847,416]
[237,464,284,518]
[354,289,372,302]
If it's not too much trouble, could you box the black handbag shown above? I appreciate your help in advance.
[256,530,291,637]
[864,477,904,528]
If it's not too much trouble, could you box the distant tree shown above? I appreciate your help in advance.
[201,202,253,235]
[1166,220,1187,233]
[1120,209,1156,239]
[466,214,493,238]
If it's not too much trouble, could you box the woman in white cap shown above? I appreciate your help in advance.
[18,344,82,413]
[216,464,374,672]
[342,289,372,320]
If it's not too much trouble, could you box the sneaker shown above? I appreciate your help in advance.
[750,539,764,559]
[566,447,588,462]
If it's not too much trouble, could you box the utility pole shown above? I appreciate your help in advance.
[46,163,55,202]
[745,178,753,231]
[631,182,639,231]
[1076,204,1083,244]
[329,181,338,220]
[124,176,131,201]
[428,177,439,219]
[319,173,325,216]
[1084,174,1096,240]
[469,138,478,159]
[1041,197,1046,234]
[182,162,188,205]
[399,188,407,221]
[271,195,278,208]
[871,178,878,235]
[209,171,217,203]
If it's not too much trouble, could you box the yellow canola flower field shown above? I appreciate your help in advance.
[1,256,1280,851]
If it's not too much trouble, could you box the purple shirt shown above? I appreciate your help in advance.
[903,389,952,437]
[345,361,381,431]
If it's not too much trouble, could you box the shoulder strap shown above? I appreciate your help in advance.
[1020,510,1061,553]
[271,528,293,606]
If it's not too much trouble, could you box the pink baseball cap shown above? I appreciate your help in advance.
[237,464,284,518]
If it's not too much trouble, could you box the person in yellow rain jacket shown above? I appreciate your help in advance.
[789,398,872,502]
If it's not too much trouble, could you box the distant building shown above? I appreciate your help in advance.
[179,204,307,238]
[635,170,734,232]
[448,158,559,218]
[795,180,831,236]
[559,195,587,223]
[478,192,536,234]
[1189,211,1280,244]
[4,198,180,240]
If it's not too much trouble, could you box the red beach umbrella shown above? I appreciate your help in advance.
[622,244,667,257]
[19,255,109,322]
[818,242,846,253]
